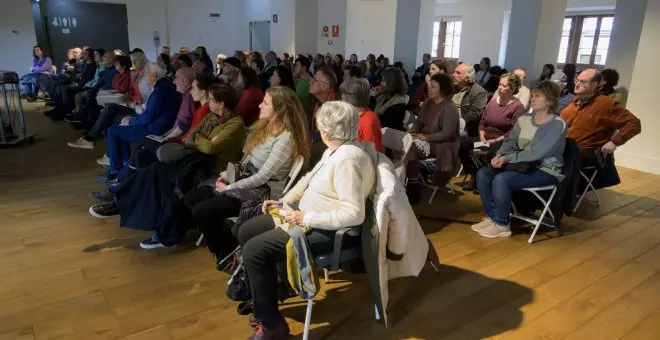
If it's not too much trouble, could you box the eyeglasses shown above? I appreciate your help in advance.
[311,77,328,85]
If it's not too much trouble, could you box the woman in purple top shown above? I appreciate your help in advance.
[479,73,526,146]
[20,45,53,101]
[462,73,525,191]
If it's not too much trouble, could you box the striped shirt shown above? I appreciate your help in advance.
[225,130,293,198]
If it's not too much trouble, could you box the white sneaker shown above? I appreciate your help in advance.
[97,154,110,166]
[471,217,493,233]
[67,137,94,150]
[478,223,512,238]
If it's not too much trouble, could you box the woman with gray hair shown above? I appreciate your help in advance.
[341,78,383,151]
[238,100,377,338]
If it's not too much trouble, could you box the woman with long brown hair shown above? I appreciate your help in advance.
[183,85,310,268]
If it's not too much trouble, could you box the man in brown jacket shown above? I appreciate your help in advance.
[560,68,641,167]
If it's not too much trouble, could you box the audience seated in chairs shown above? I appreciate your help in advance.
[560,68,641,191]
[340,78,384,152]
[475,57,492,87]
[93,55,132,107]
[99,62,181,182]
[239,101,375,339]
[65,51,118,124]
[237,67,265,127]
[89,83,246,250]
[20,45,54,102]
[183,86,310,266]
[45,47,97,121]
[451,63,488,137]
[260,51,278,90]
[473,81,567,239]
[409,59,448,114]
[67,52,151,150]
[43,47,84,101]
[196,46,215,73]
[370,67,408,131]
[400,73,461,204]
[461,73,526,191]
[342,64,362,83]
[157,53,174,80]
[600,68,624,103]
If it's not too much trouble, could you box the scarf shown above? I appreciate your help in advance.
[374,94,406,115]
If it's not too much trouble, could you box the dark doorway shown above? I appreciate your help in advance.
[40,0,129,66]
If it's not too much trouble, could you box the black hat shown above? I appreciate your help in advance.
[223,57,242,69]
[129,48,144,54]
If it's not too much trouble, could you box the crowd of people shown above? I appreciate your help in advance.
[20,43,641,339]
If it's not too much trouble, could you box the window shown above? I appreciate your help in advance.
[557,15,614,66]
[432,19,462,59]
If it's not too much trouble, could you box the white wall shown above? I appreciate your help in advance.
[270,0,296,54]
[394,0,421,73]
[434,0,512,65]
[345,0,396,59]
[295,0,318,55]
[0,0,37,74]
[610,0,659,173]
[318,0,347,55]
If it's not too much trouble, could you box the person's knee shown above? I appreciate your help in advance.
[491,173,511,193]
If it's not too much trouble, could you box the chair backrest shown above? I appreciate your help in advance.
[283,154,305,194]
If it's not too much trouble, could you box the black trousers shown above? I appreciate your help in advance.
[458,136,480,177]
[183,186,242,256]
[237,214,338,328]
[85,103,136,140]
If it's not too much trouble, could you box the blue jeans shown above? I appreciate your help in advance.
[476,167,557,225]
[106,124,150,172]
[20,73,40,96]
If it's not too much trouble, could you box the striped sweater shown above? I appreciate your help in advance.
[225,130,293,198]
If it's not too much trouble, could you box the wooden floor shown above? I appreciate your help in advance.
[2,100,660,340]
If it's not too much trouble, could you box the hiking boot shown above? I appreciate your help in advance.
[478,222,512,239]
[470,217,493,233]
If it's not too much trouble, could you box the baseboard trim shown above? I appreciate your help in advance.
[615,151,660,175]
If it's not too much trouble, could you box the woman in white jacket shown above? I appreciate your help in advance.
[238,101,376,339]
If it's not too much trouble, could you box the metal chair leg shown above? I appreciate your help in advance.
[528,188,557,244]
[324,268,329,283]
[195,234,204,247]
[303,299,313,340]
[374,304,381,320]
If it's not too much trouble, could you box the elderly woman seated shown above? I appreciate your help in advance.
[472,81,566,239]
[238,101,376,338]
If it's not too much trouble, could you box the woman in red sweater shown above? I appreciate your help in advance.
[111,55,132,93]
[340,78,384,152]
[237,67,264,127]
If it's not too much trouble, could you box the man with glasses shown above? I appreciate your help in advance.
[561,68,641,190]
[308,67,337,165]
[561,69,640,159]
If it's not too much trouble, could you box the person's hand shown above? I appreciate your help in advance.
[602,141,617,155]
[486,139,498,145]
[425,74,431,86]
[119,116,132,126]
[215,181,227,193]
[480,136,488,145]
[491,155,506,169]
[284,211,306,225]
[411,133,426,141]
[261,200,281,214]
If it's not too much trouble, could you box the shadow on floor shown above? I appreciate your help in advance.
[281,264,533,339]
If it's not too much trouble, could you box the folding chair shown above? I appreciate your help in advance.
[418,159,463,203]
[573,166,601,212]
[510,185,559,243]
[195,154,306,247]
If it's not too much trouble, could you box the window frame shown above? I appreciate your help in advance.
[558,14,613,69]
[432,17,462,59]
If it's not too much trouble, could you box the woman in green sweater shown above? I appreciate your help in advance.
[184,83,246,175]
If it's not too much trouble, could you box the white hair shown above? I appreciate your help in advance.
[463,63,476,83]
[315,101,359,141]
[145,62,167,79]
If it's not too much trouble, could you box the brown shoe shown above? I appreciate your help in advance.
[250,320,290,340]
